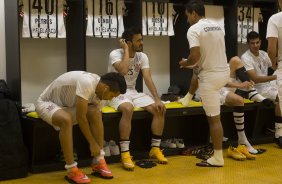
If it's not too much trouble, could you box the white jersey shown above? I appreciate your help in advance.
[187,18,229,77]
[266,12,282,63]
[39,71,100,107]
[86,0,125,38]
[241,49,272,88]
[142,1,174,36]
[20,0,66,38]
[108,49,149,89]
[237,6,261,43]
[205,5,224,31]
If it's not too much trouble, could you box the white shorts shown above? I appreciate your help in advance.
[109,89,155,110]
[219,87,235,105]
[255,81,278,101]
[198,71,230,116]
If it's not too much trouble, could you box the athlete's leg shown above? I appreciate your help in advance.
[179,72,198,106]
[224,92,258,154]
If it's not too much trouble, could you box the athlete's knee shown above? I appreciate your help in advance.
[119,103,134,116]
[55,115,73,129]
[87,105,101,117]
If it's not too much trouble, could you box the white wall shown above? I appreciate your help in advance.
[86,36,170,96]
[20,39,67,104]
[0,0,6,80]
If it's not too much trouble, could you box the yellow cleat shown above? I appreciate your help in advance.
[149,147,168,164]
[237,145,257,160]
[121,152,135,171]
[227,146,246,161]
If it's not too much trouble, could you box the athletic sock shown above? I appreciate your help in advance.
[178,92,193,106]
[275,117,282,138]
[65,162,78,171]
[247,89,265,102]
[120,140,130,153]
[207,150,224,166]
[92,149,105,164]
[234,106,257,154]
[151,134,162,147]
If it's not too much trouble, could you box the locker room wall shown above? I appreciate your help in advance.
[0,1,6,80]
[86,36,170,96]
[19,37,170,104]
[20,39,67,104]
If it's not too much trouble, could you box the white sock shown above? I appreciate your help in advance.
[178,92,193,106]
[65,162,78,170]
[120,140,130,152]
[275,123,282,138]
[151,138,161,147]
[92,149,105,164]
[207,150,224,166]
[248,89,265,102]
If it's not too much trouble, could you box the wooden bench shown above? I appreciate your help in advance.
[21,101,275,173]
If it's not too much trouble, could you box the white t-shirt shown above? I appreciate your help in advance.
[241,49,272,88]
[39,71,100,107]
[108,49,150,89]
[266,12,282,63]
[20,0,66,38]
[142,1,175,36]
[187,18,229,77]
[86,0,125,38]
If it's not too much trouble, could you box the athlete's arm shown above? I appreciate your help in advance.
[76,96,100,156]
[113,39,130,75]
[142,68,165,113]
[246,69,277,83]
[225,81,254,89]
[179,47,200,68]
[267,37,278,70]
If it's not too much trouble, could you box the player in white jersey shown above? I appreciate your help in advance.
[20,0,66,38]
[36,71,126,183]
[242,31,282,147]
[108,28,167,171]
[179,1,229,167]
[142,1,175,36]
[267,0,282,146]
[86,0,125,38]
[180,56,270,156]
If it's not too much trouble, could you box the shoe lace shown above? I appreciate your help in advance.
[154,148,165,159]
[71,168,84,177]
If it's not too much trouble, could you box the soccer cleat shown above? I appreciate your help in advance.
[149,147,168,164]
[237,145,257,160]
[121,151,135,171]
[91,159,113,179]
[65,167,91,184]
[227,146,246,161]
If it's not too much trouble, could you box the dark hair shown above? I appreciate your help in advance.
[121,27,142,42]
[100,72,127,94]
[246,31,260,42]
[185,0,205,17]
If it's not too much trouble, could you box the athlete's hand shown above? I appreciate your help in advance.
[239,81,254,89]
[179,58,188,68]
[155,99,165,113]
[119,39,128,50]
[89,141,100,157]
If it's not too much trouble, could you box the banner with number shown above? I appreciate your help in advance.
[142,1,175,36]
[20,0,66,38]
[237,6,261,43]
[86,0,125,38]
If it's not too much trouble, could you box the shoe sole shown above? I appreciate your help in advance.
[64,176,90,184]
[149,157,168,164]
[91,172,113,179]
[228,155,246,161]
